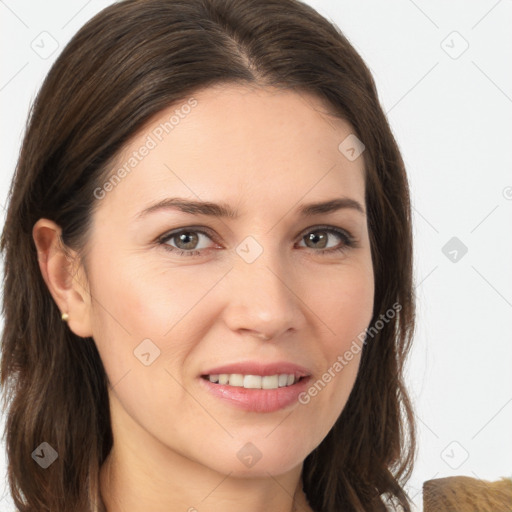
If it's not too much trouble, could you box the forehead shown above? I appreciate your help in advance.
[95,84,366,222]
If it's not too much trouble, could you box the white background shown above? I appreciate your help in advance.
[1,1,511,510]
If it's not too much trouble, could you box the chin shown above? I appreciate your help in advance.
[200,440,311,478]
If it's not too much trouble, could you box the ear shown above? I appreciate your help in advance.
[32,218,93,338]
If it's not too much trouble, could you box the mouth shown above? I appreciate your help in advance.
[201,373,307,389]
[198,362,312,413]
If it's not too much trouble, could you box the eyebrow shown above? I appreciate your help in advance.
[135,196,366,220]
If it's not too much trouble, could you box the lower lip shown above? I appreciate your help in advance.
[198,376,312,413]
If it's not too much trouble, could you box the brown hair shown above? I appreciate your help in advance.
[0,0,416,510]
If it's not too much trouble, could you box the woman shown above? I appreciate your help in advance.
[0,0,416,510]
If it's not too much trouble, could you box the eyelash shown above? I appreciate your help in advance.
[156,225,357,258]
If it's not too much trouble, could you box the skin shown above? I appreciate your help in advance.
[33,84,374,512]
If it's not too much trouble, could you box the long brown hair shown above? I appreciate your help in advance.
[0,1,416,510]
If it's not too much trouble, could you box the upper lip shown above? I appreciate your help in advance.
[201,361,311,379]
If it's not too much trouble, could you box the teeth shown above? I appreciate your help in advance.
[278,374,288,387]
[261,375,279,389]
[229,374,244,387]
[207,373,298,389]
[244,375,261,388]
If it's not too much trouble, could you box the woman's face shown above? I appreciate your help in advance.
[81,84,374,476]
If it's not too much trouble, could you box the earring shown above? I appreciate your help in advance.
[61,312,69,322]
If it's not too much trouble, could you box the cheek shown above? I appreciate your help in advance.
[89,252,202,339]
[86,259,205,440]
[307,259,374,351]
[300,260,373,407]
[87,255,226,390]
[115,261,225,331]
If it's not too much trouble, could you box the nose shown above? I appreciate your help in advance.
[221,244,307,342]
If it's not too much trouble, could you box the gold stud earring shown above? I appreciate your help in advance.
[61,312,69,322]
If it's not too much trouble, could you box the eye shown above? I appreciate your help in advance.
[157,225,356,258]
[158,228,218,257]
[297,226,356,255]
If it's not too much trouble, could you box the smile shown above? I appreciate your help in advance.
[202,373,303,389]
